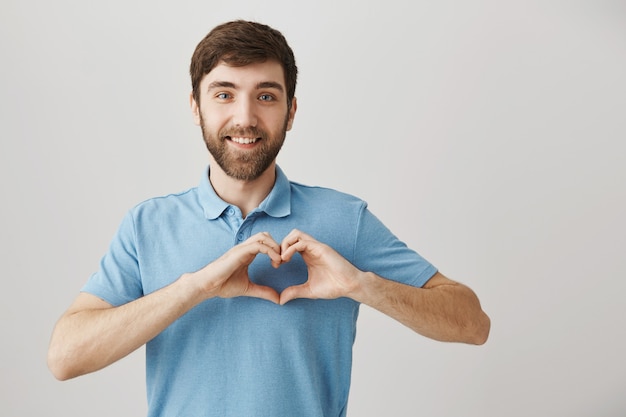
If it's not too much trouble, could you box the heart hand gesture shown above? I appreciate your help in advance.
[279,229,363,305]
[194,232,282,304]
[193,229,362,305]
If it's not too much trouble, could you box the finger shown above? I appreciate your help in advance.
[281,229,309,250]
[254,242,283,267]
[280,238,309,263]
[243,232,282,266]
[281,229,316,261]
[279,283,312,305]
[247,231,281,251]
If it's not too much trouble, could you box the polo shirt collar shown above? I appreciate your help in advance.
[198,165,291,220]
[258,166,291,218]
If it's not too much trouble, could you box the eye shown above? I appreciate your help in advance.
[216,92,232,100]
[259,94,274,102]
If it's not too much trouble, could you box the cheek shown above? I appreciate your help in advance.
[199,111,226,131]
[266,109,291,130]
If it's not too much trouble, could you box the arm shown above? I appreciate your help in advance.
[279,229,490,345]
[355,271,490,344]
[47,278,202,381]
[48,232,283,381]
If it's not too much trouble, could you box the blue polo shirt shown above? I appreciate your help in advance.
[82,166,437,417]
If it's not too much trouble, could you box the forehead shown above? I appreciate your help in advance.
[201,60,286,89]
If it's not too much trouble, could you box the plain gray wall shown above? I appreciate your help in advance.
[2,0,625,415]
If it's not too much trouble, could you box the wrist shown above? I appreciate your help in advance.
[348,271,379,304]
[177,271,216,304]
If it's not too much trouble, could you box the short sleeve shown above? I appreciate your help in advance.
[353,204,437,288]
[81,211,144,306]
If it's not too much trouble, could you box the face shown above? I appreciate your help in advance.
[191,60,297,181]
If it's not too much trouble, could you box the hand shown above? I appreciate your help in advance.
[279,229,362,305]
[194,232,282,303]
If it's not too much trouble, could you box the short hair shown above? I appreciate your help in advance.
[190,20,298,108]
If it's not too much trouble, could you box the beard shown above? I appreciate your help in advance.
[200,113,289,181]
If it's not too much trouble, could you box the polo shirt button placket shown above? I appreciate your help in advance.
[235,215,257,244]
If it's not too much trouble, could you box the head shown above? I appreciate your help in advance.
[190,20,298,110]
[189,21,298,181]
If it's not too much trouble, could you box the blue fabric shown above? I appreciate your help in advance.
[82,166,437,417]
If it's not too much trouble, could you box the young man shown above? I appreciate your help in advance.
[48,20,490,417]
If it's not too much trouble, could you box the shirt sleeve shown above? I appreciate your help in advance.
[81,210,144,306]
[353,203,437,288]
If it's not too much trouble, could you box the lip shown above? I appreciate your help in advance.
[225,136,263,149]
[227,136,260,144]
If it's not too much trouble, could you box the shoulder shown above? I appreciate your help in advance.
[128,187,201,220]
[288,181,368,224]
[290,181,366,207]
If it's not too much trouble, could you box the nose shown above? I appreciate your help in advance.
[232,97,257,128]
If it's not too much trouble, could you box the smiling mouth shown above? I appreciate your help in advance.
[227,136,260,144]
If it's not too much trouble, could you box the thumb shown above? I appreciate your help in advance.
[245,283,280,304]
[279,283,312,305]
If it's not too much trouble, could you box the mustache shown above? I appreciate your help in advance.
[220,126,267,140]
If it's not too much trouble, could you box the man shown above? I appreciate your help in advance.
[48,20,490,417]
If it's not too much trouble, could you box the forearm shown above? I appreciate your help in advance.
[48,273,204,380]
[49,232,284,381]
[352,272,490,344]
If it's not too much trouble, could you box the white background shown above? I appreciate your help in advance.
[1,0,625,416]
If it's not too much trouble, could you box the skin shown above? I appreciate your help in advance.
[48,60,490,382]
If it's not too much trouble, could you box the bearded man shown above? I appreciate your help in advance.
[48,20,490,417]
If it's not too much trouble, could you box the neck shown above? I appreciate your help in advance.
[208,160,277,218]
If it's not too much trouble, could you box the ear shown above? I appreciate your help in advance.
[286,97,298,131]
[190,92,201,126]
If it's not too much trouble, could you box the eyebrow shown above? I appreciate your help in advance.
[207,81,236,90]
[206,80,284,92]
[256,81,284,92]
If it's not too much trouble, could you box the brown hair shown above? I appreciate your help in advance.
[190,20,298,108]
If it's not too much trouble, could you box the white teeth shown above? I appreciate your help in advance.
[230,137,258,144]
